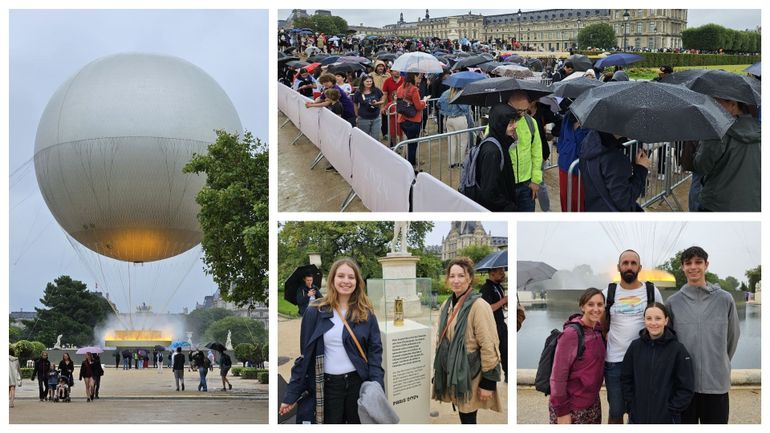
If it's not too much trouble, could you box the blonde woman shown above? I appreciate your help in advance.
[280,258,384,424]
[437,86,472,167]
[432,257,502,424]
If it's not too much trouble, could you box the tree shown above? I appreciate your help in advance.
[278,221,434,285]
[184,130,268,309]
[261,342,269,367]
[253,342,265,369]
[30,341,47,358]
[456,244,495,264]
[578,23,615,50]
[718,276,740,292]
[10,326,22,344]
[745,265,761,293]
[234,343,255,367]
[12,340,35,364]
[21,275,114,347]
[186,308,234,342]
[293,15,349,36]
[201,316,267,348]
[658,250,719,288]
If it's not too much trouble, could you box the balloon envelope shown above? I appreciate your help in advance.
[34,53,242,262]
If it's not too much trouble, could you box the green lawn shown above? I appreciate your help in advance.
[277,290,299,318]
[627,64,752,80]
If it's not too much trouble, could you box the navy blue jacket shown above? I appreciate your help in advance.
[578,130,648,212]
[282,305,384,423]
[621,327,694,424]
[296,285,321,316]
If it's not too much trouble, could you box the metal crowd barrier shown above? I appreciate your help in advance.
[391,126,486,189]
[565,139,692,212]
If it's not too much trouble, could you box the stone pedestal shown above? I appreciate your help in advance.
[381,319,431,424]
[378,254,422,317]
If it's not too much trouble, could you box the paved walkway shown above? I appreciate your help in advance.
[10,367,267,423]
[517,386,761,424]
[278,315,508,424]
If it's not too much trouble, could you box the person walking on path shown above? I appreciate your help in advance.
[219,350,233,392]
[172,347,186,391]
[31,351,51,401]
[78,352,101,402]
[93,353,104,398]
[9,348,22,408]
[666,246,740,424]
[192,350,208,392]
[114,351,120,370]
[58,352,75,389]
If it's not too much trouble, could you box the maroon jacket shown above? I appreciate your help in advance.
[549,314,606,417]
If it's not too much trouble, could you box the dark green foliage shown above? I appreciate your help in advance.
[201,316,267,348]
[293,15,349,36]
[578,23,616,50]
[186,308,234,341]
[184,131,268,309]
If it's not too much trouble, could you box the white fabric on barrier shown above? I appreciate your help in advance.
[349,128,413,212]
[284,90,300,129]
[412,172,489,212]
[299,102,321,145]
[318,108,353,181]
[277,83,290,114]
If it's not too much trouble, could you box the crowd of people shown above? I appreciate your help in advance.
[540,246,739,424]
[280,31,760,212]
[280,256,507,424]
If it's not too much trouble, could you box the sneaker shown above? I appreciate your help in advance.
[223,387,227,392]
[176,388,180,391]
[228,383,232,390]
[181,384,185,391]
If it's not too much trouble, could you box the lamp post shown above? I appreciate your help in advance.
[517,9,522,50]
[576,17,581,50]
[622,10,630,52]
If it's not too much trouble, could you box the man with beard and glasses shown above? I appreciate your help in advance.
[602,249,663,424]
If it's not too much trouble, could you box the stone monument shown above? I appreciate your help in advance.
[377,222,421,317]
[186,332,194,348]
[53,334,63,350]
[226,330,233,350]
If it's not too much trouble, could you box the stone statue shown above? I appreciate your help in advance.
[53,334,63,350]
[186,332,193,348]
[391,221,410,254]
[226,330,233,350]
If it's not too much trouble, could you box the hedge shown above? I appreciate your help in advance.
[231,367,243,377]
[239,368,267,379]
[20,368,33,379]
[258,372,269,384]
[577,51,760,68]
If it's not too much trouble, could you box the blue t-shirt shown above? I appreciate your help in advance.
[353,88,384,120]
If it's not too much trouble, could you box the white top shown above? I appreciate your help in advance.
[603,282,663,362]
[323,308,357,374]
[339,83,352,95]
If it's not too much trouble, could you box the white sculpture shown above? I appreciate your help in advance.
[186,332,194,348]
[53,335,63,350]
[226,330,233,351]
[391,221,410,254]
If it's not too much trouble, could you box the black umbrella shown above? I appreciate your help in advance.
[376,52,398,61]
[517,261,557,288]
[121,349,131,358]
[477,61,503,73]
[566,54,593,72]
[206,342,227,353]
[283,264,323,305]
[523,58,544,72]
[451,54,493,71]
[328,62,366,74]
[474,250,508,272]
[153,345,166,352]
[278,54,299,64]
[661,69,761,106]
[552,76,604,99]
[285,60,309,69]
[307,54,330,62]
[450,77,553,106]
[569,81,736,142]
[282,47,297,55]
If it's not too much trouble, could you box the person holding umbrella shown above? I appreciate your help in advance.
[396,72,430,168]
[78,352,102,402]
[297,272,322,316]
[279,258,384,424]
[693,97,760,212]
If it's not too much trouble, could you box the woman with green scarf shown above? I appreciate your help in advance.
[432,256,503,424]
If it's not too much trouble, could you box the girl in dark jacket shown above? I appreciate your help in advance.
[621,302,694,423]
[58,352,75,387]
[79,352,102,402]
[474,104,522,212]
[279,258,384,424]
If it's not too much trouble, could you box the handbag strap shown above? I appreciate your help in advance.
[334,307,368,363]
[438,289,470,343]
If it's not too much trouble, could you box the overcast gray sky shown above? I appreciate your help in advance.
[9,10,267,312]
[517,222,760,282]
[425,221,508,246]
[280,9,760,31]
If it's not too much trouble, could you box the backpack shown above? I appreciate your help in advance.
[534,322,585,395]
[459,136,504,201]
[604,281,656,331]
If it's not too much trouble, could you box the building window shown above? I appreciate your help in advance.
[637,22,643,33]
[650,22,656,32]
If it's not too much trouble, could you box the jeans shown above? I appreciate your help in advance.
[123,358,129,370]
[399,120,421,166]
[605,361,626,420]
[174,369,185,390]
[514,181,536,212]
[198,367,208,391]
[538,161,551,211]
[357,116,381,141]
[138,359,143,369]
[323,372,362,423]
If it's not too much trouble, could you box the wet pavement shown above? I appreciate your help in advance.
[10,367,267,423]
